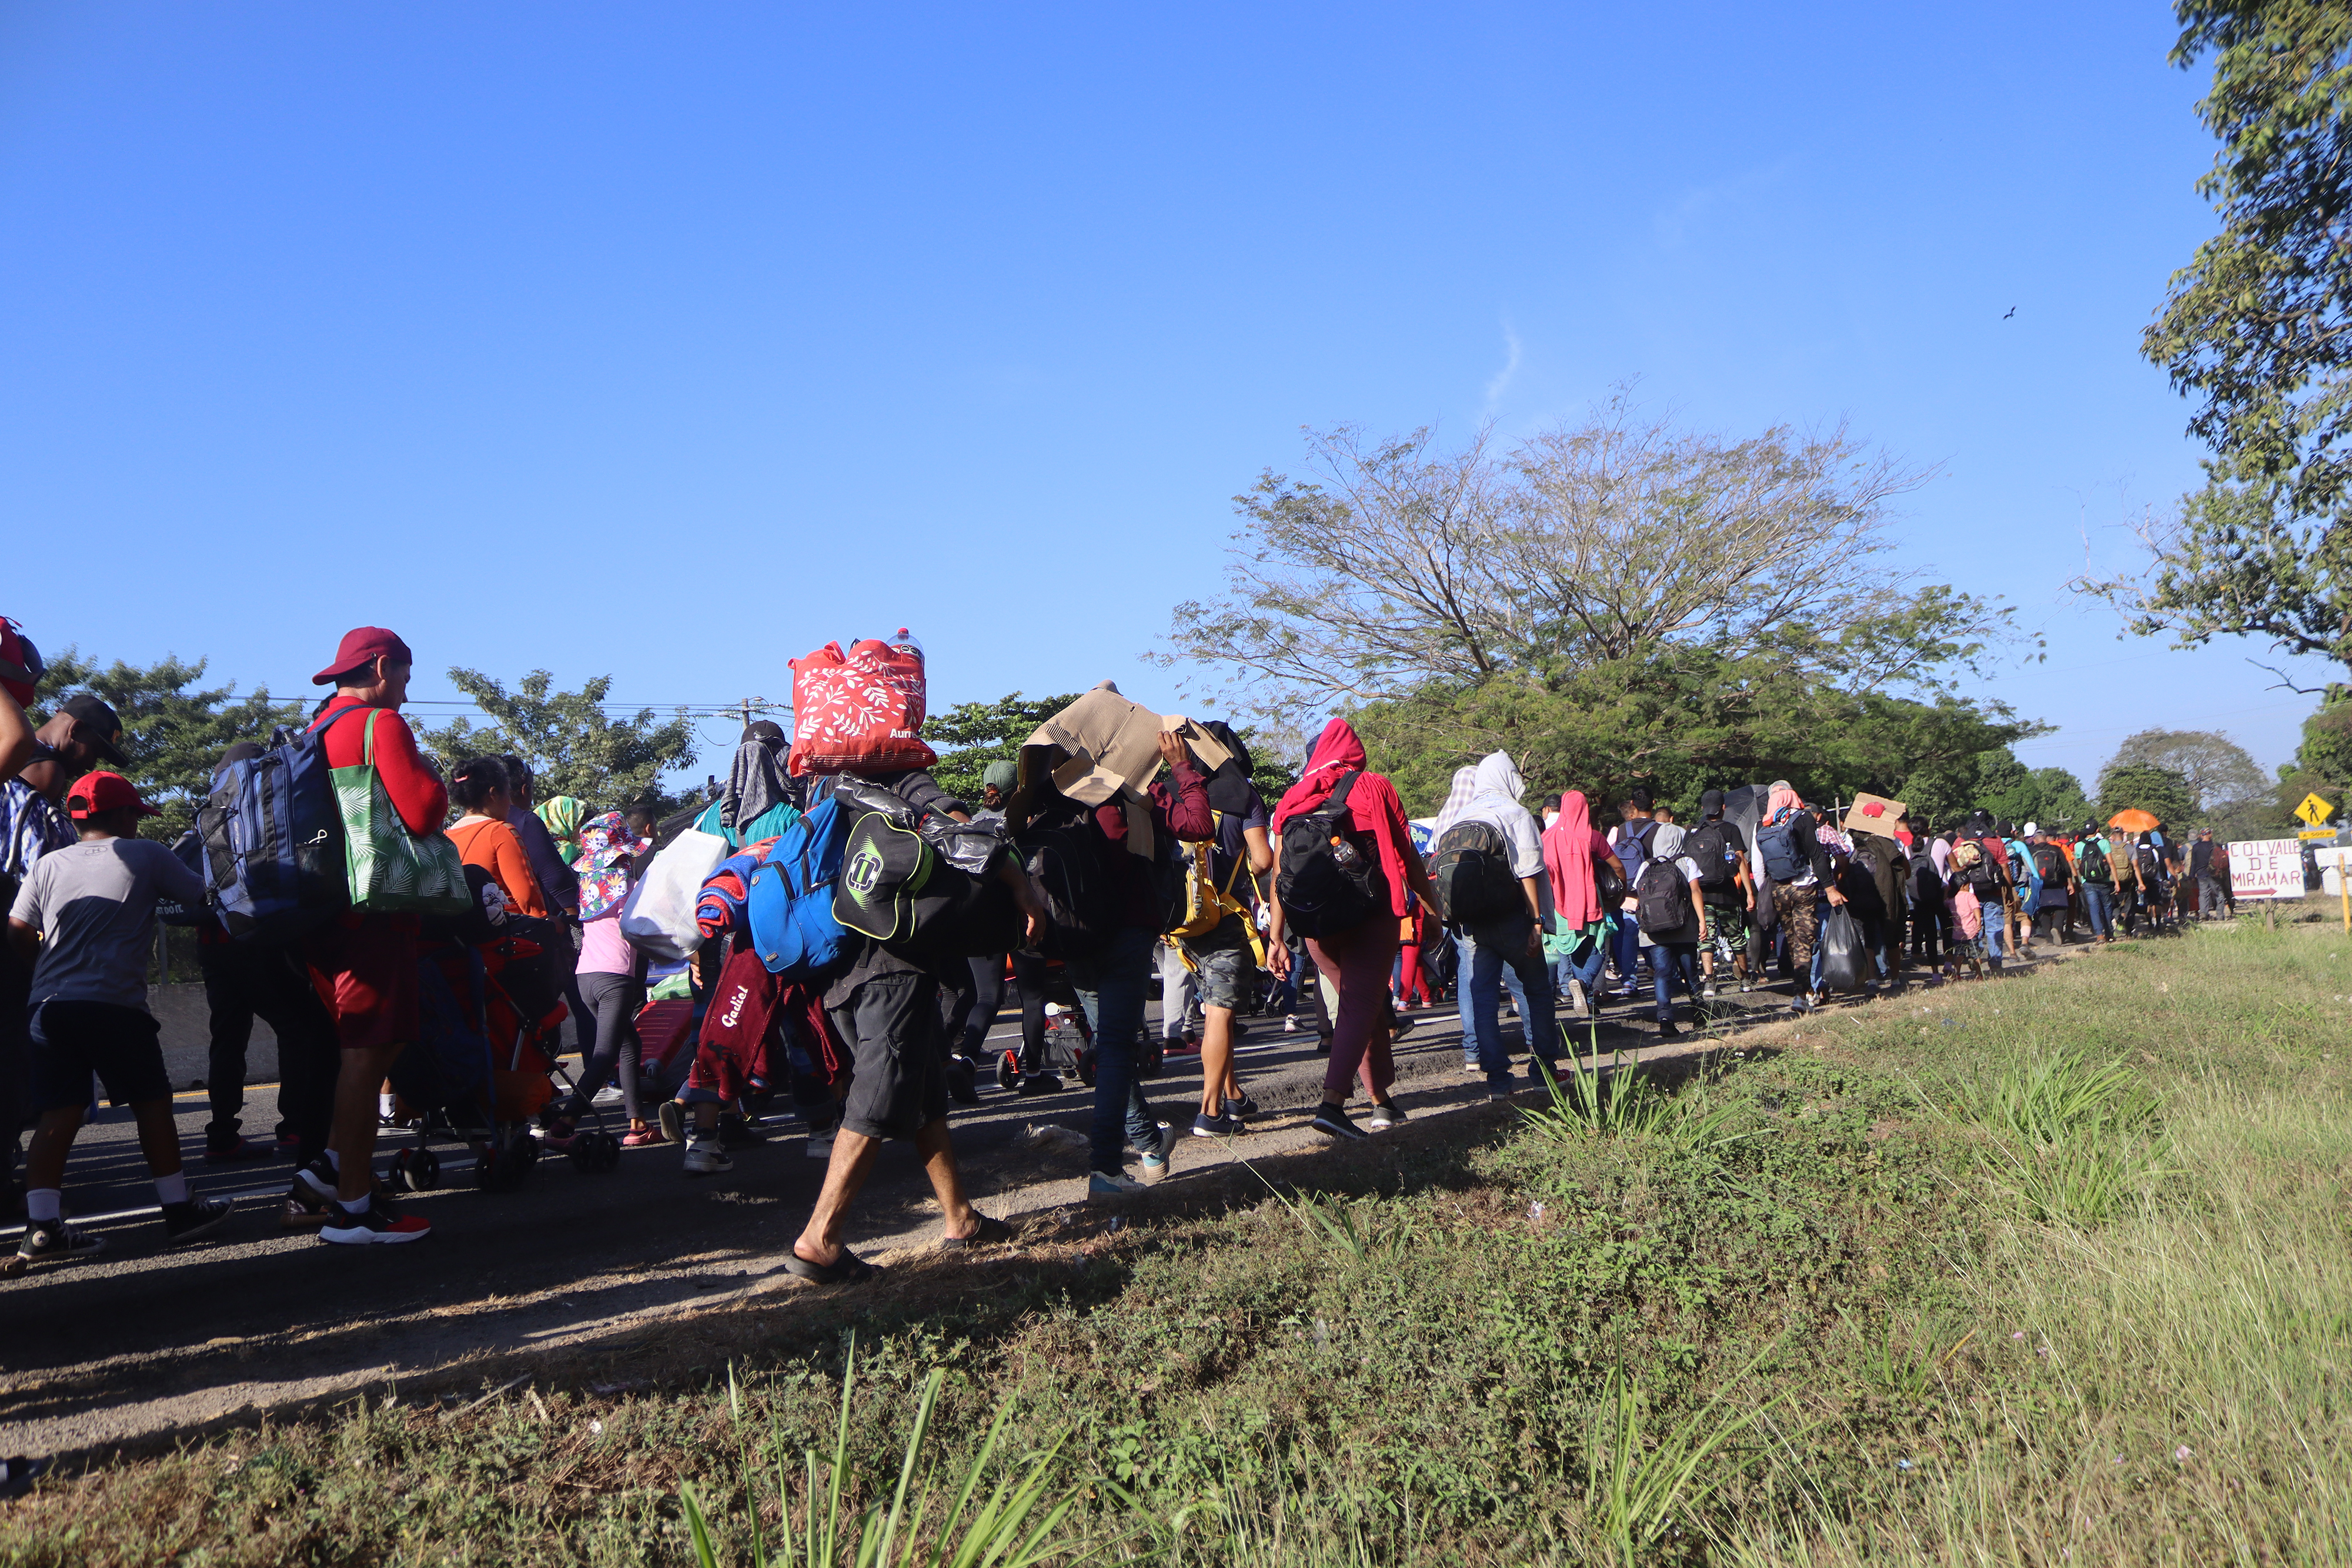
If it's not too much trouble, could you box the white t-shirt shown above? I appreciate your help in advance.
[9,836,209,1011]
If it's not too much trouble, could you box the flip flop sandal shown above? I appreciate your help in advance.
[937,1214,1015,1252]
[784,1248,880,1285]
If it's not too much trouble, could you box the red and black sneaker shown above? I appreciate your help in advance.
[319,1198,430,1246]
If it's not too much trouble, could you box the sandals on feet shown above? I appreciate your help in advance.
[938,1214,1014,1252]
[784,1248,879,1284]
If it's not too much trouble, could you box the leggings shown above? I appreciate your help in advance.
[957,955,1004,1057]
[571,971,646,1122]
[1394,943,1431,1008]
[1306,915,1400,1105]
[1008,951,1052,1071]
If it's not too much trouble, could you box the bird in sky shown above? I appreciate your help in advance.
[2003,306,2016,319]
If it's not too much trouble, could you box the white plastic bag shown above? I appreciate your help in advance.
[619,827,728,962]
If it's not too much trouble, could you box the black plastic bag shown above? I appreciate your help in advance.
[1818,904,1866,993]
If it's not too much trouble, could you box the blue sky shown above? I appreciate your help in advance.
[2,2,2327,792]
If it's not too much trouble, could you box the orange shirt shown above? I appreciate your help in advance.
[447,817,549,918]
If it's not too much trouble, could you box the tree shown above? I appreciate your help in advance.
[32,650,305,838]
[1970,754,2093,831]
[2104,727,2269,813]
[2087,4,2352,677]
[417,670,697,812]
[2271,684,2352,824]
[922,691,1083,808]
[2096,763,2200,830]
[1161,406,2018,720]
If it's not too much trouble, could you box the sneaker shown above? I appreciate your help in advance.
[1739,981,1753,994]
[1088,1170,1147,1200]
[280,1176,335,1230]
[1462,1061,1482,1075]
[319,1198,430,1245]
[1656,1018,1682,1038]
[717,1114,768,1149]
[1135,1122,1180,1164]
[1222,1094,1259,1118]
[4,1218,106,1274]
[1789,995,1818,1015]
[1311,1104,1369,1141]
[1191,1111,1246,1138]
[620,1126,667,1149]
[1139,1148,1172,1183]
[1700,983,1717,999]
[684,1138,733,1176]
[537,1120,579,1152]
[1016,1071,1065,1096]
[1525,1059,1557,1086]
[1366,1101,1405,1131]
[161,1195,235,1245]
[203,1137,270,1165]
[806,1128,836,1161]
[1170,1034,1202,1055]
[293,1156,337,1201]
[656,1101,686,1146]
[1566,978,1589,1017]
[1282,1017,1299,1034]
[944,1054,981,1105]
[1390,1014,1415,1040]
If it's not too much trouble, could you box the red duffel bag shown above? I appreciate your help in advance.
[787,633,938,778]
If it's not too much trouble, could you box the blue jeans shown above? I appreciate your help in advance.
[1610,915,1648,994]
[2079,884,2113,937]
[1458,921,1558,1085]
[1552,935,1608,1000]
[1650,943,1700,1019]
[1066,925,1162,1175]
[1453,932,1529,1065]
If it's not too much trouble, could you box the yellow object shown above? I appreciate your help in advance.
[2300,828,2340,840]
[2296,791,2335,827]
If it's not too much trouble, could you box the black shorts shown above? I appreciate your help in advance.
[826,970,950,1140]
[30,999,171,1114]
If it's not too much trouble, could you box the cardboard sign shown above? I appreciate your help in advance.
[1021,683,1229,805]
[1841,792,1908,841]
[2229,838,2307,901]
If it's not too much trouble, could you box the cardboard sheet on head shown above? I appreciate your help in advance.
[1015,681,1232,856]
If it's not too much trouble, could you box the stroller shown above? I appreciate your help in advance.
[384,885,623,1193]
[992,958,1163,1093]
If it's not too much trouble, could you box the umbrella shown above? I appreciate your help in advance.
[2108,808,2160,833]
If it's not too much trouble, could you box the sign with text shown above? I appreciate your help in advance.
[2230,838,2308,901]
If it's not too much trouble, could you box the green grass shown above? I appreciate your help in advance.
[9,923,2352,1564]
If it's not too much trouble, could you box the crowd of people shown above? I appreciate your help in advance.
[0,616,2239,1281]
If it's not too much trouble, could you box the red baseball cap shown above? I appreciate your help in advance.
[312,626,414,686]
[0,617,41,707]
[66,770,162,820]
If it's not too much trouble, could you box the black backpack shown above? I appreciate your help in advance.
[1686,821,1735,893]
[1276,771,1385,939]
[1636,856,1693,938]
[2033,842,2068,889]
[2077,841,2113,885]
[833,781,1020,958]
[1431,818,1520,925]
[1014,803,1115,961]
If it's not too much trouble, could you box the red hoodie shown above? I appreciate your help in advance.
[1271,718,1419,918]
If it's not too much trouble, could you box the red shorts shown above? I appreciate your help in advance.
[302,914,421,1051]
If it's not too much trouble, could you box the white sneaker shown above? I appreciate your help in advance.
[806,1129,836,1161]
[1089,1171,1147,1201]
[1566,978,1589,1017]
[683,1138,733,1176]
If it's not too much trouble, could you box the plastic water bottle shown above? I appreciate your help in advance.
[886,627,924,665]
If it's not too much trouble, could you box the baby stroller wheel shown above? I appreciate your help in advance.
[410,1146,442,1190]
[997,1049,1021,1091]
[1074,1046,1096,1087]
[1135,1028,1164,1079]
[569,1130,622,1174]
[387,1146,417,1193]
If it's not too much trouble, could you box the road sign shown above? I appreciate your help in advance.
[2301,828,2340,841]
[2296,791,2335,826]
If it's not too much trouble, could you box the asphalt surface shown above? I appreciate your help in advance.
[0,948,2090,1460]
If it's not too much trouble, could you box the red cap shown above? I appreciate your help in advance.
[312,626,413,686]
[66,770,161,820]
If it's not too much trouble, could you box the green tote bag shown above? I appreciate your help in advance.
[331,708,470,916]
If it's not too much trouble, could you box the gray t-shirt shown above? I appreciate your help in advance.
[9,836,208,1011]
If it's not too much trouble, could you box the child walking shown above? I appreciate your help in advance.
[4,772,233,1273]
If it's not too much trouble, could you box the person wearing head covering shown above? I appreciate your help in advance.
[1540,789,1625,1019]
[1439,751,1559,1092]
[1268,719,1438,1138]
[1632,823,1709,1035]
[534,794,591,867]
[693,722,801,850]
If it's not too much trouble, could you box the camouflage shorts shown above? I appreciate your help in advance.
[1180,938,1252,1012]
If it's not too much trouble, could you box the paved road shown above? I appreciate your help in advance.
[0,949,2088,1459]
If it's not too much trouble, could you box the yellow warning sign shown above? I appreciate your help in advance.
[2296,792,2336,827]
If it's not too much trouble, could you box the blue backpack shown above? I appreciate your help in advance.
[195,706,367,942]
[746,791,853,980]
